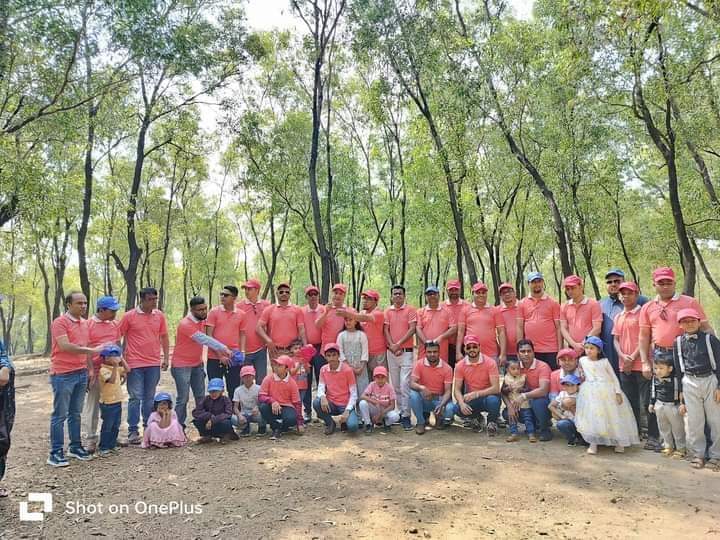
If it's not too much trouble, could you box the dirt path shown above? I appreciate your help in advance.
[1,370,719,539]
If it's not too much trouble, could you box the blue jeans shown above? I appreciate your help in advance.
[449,395,501,422]
[509,408,536,435]
[246,349,268,383]
[99,402,122,451]
[300,389,311,418]
[503,397,551,435]
[557,418,578,443]
[409,390,454,426]
[126,366,161,434]
[192,418,233,437]
[171,365,206,427]
[231,412,266,431]
[259,403,297,432]
[50,370,88,453]
[313,397,359,432]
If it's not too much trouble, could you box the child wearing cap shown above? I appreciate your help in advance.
[142,393,187,449]
[290,341,315,422]
[359,366,400,434]
[232,365,267,436]
[649,357,685,458]
[672,309,720,469]
[337,310,369,396]
[192,379,238,443]
[97,346,125,456]
[258,355,303,440]
[502,359,535,442]
[549,374,581,446]
[575,336,639,454]
[549,348,582,402]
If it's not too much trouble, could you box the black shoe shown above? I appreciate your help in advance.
[538,431,553,442]
[365,424,374,435]
[270,429,281,440]
[324,422,336,435]
[340,422,348,432]
[400,416,412,431]
[382,424,392,433]
[567,440,577,447]
[257,426,267,435]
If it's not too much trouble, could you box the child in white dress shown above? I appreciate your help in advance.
[575,336,639,455]
[338,310,369,396]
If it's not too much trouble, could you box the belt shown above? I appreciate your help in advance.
[402,347,413,352]
[654,346,673,353]
[685,371,713,378]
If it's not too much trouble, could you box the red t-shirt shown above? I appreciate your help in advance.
[454,355,499,392]
[205,305,245,354]
[498,304,519,355]
[444,300,469,345]
[238,299,271,353]
[518,295,561,353]
[302,304,325,345]
[319,306,347,350]
[411,359,453,395]
[361,309,386,356]
[118,308,168,369]
[520,359,552,391]
[612,305,643,371]
[460,304,504,357]
[639,294,708,348]
[259,373,301,407]
[87,316,121,373]
[560,297,602,343]
[384,304,417,349]
[417,305,456,361]
[50,314,90,375]
[172,315,205,368]
[258,304,304,348]
[319,362,356,406]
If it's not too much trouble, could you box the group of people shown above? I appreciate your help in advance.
[1,263,719,498]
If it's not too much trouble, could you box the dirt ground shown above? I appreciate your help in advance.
[1,366,719,539]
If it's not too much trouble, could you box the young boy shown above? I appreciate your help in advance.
[258,355,303,440]
[502,359,535,442]
[192,378,238,443]
[549,348,581,401]
[231,365,267,436]
[549,374,581,446]
[97,345,125,456]
[649,356,686,458]
[290,341,315,422]
[359,366,400,434]
[672,308,720,469]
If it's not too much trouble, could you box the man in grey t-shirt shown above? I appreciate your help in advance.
[230,365,267,436]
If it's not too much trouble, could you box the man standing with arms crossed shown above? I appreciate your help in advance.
[516,272,562,370]
[456,282,507,367]
[206,285,246,399]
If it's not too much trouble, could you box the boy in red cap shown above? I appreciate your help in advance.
[549,348,581,402]
[258,355,303,440]
[358,366,399,434]
[673,309,720,469]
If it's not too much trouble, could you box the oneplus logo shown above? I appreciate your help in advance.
[19,492,53,521]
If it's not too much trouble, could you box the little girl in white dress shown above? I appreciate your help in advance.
[575,336,640,454]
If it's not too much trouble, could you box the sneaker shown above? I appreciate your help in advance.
[400,416,412,431]
[324,422,336,436]
[382,424,392,434]
[97,449,113,457]
[68,446,93,461]
[225,431,240,441]
[587,443,598,455]
[47,450,70,468]
[303,415,312,424]
[86,441,97,454]
[340,422,348,433]
[643,437,661,452]
[538,431,552,442]
[196,436,213,444]
[257,426,267,435]
[567,440,577,447]
[365,424,374,435]
[486,422,497,437]
[269,429,281,440]
[415,424,426,435]
[240,424,251,437]
[496,416,507,428]
[127,432,142,445]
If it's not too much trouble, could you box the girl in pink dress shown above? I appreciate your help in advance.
[142,393,187,449]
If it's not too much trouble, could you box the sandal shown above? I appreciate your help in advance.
[691,457,705,469]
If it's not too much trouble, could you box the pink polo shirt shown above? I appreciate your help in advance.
[319,362,356,406]
[417,305,456,361]
[363,381,396,406]
[518,295,561,353]
[258,303,304,348]
[560,297,602,343]
[460,303,504,357]
[50,313,90,375]
[384,304,417,349]
[411,359,453,395]
[172,315,205,368]
[206,305,245,354]
[302,304,325,345]
[118,308,168,369]
[444,299,468,345]
[318,306,347,351]
[639,294,708,348]
[498,303,519,355]
[520,359,552,391]
[238,299,271,353]
[88,316,121,373]
[454,355,499,392]
[361,309,386,356]
[259,373,301,407]
[612,305,643,371]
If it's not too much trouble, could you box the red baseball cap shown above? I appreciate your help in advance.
[242,278,261,289]
[323,342,340,354]
[373,366,389,378]
[652,267,675,283]
[332,283,348,294]
[463,334,480,346]
[240,365,256,378]
[274,355,295,368]
[446,279,461,291]
[342,307,358,317]
[498,282,514,292]
[563,275,583,287]
[305,285,320,295]
[618,281,639,293]
[276,281,291,290]
[677,308,701,323]
[361,289,380,301]
[471,282,488,293]
[557,348,578,360]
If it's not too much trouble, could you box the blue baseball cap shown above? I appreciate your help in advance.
[584,335,604,352]
[207,378,225,392]
[560,374,581,386]
[424,285,440,294]
[100,344,122,357]
[605,268,625,279]
[96,295,121,311]
[154,392,173,403]
[527,271,544,282]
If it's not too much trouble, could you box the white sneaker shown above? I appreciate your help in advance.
[587,444,598,455]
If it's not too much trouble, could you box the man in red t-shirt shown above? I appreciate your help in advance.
[409,341,454,435]
[238,278,272,383]
[516,272,562,370]
[497,283,519,361]
[256,282,306,356]
[354,290,386,375]
[206,285,245,398]
[416,286,457,362]
[512,339,553,441]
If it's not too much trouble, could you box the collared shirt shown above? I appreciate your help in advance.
[172,314,205,368]
[454,354,499,392]
[384,303,417,349]
[519,358,552,391]
[600,294,648,367]
[362,381,396,406]
[459,303,504,357]
[411,358,453,395]
[361,309,386,356]
[673,332,720,390]
[444,299,469,345]
[639,293,707,348]
[259,371,300,407]
[206,304,245,353]
[51,312,90,375]
[417,304,456,360]
[318,305,347,350]
[498,303,519,355]
[612,305,643,371]
[302,304,325,345]
[517,294,561,353]
[317,361,358,409]
[118,307,168,369]
[232,383,260,411]
[87,315,121,374]
[237,298,271,353]
[560,296,603,344]
[258,303,304,348]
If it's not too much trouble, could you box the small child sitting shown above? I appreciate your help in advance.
[649,356,685,458]
[359,366,400,434]
[549,374,581,446]
[142,392,187,449]
[502,359,535,443]
[97,345,125,456]
[192,378,238,443]
[232,365,267,436]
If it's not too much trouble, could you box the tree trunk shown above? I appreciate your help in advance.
[26,304,33,353]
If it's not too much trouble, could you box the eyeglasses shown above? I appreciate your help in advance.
[606,279,622,285]
[220,292,232,297]
[307,292,319,296]
[278,290,290,295]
